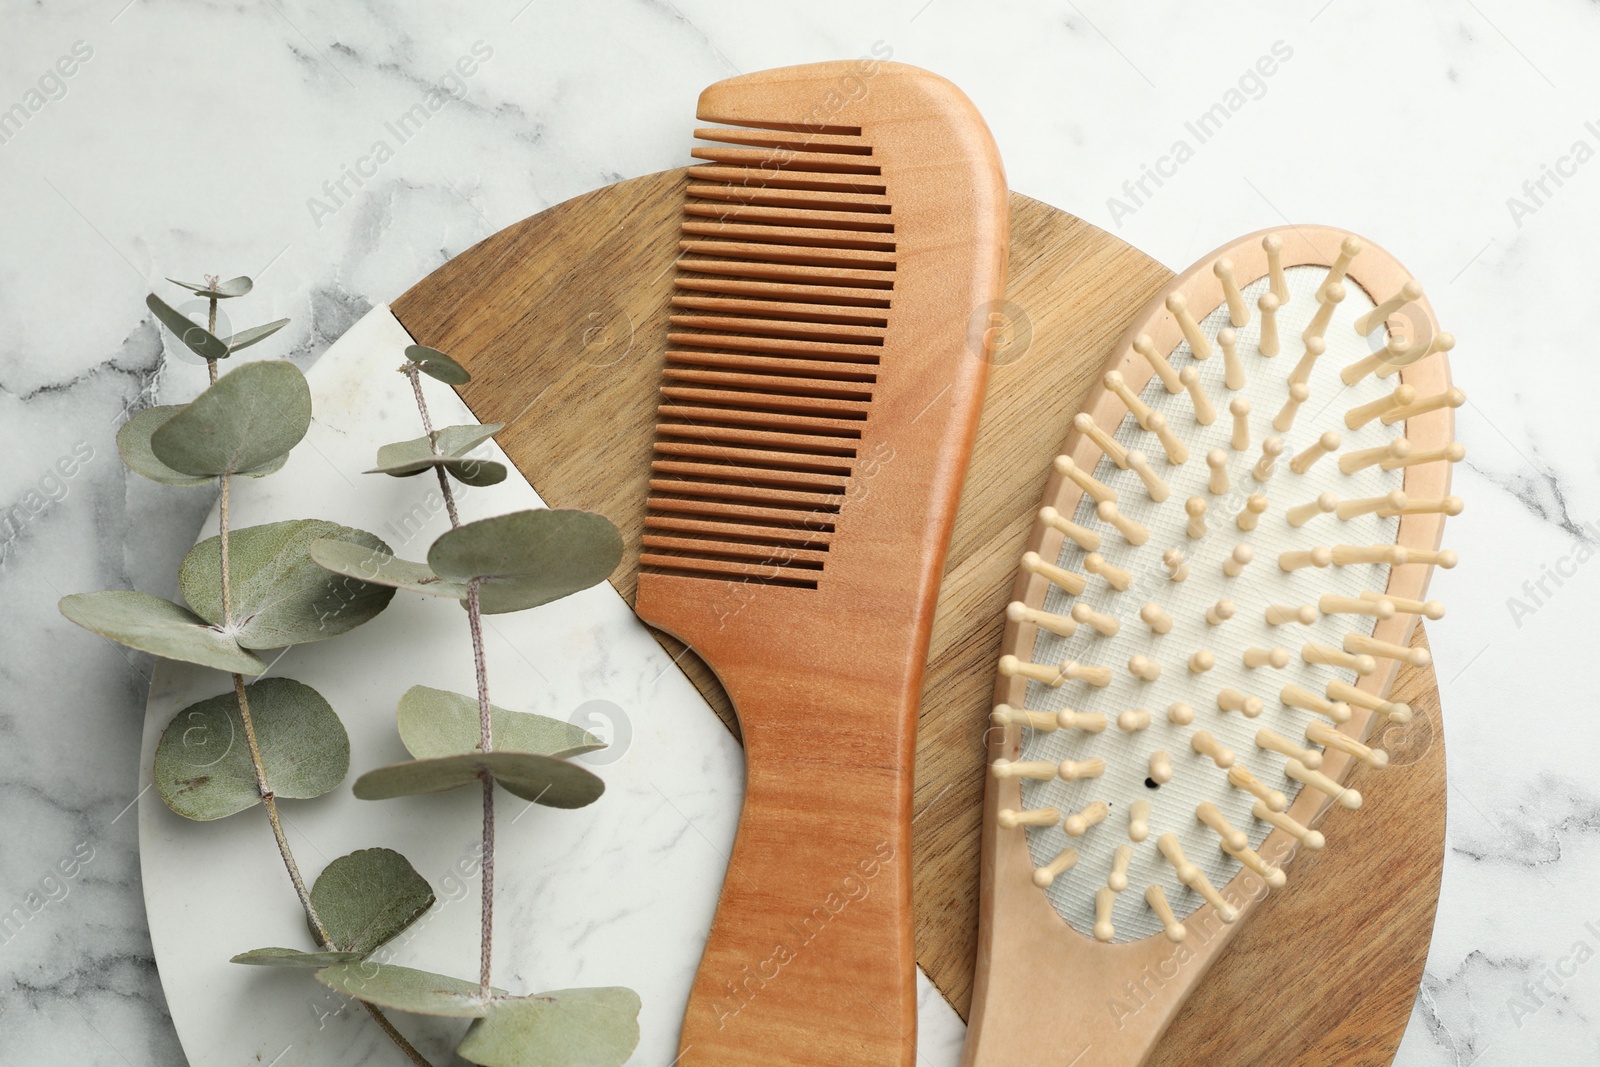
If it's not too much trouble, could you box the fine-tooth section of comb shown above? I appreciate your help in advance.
[643,115,897,588]
[965,228,1457,1067]
[637,62,1007,1067]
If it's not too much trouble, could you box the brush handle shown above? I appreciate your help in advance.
[678,670,916,1067]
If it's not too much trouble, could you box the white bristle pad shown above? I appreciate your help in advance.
[1020,264,1402,943]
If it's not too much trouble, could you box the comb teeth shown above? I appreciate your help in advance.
[644,122,897,587]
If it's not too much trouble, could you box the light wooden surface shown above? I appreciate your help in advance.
[629,62,1008,1067]
[391,172,1446,1065]
[965,227,1450,1067]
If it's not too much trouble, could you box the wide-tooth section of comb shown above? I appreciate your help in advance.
[643,122,896,588]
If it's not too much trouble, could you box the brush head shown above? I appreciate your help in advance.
[989,228,1458,946]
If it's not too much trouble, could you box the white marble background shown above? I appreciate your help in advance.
[2,1,1597,1064]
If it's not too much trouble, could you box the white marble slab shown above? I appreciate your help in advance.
[6,1,1600,1063]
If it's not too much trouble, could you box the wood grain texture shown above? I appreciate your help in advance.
[391,174,1445,1065]
[908,198,1173,1014]
[965,227,1450,1067]
[631,63,1009,1067]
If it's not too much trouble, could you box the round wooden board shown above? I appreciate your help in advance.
[392,168,1445,1065]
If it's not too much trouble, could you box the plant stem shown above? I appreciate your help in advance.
[408,365,436,440]
[207,293,219,381]
[467,579,495,999]
[209,328,325,937]
[360,1002,434,1067]
[404,364,495,999]
[479,768,496,1000]
[215,448,333,946]
[406,365,461,527]
[218,473,232,625]
[229,673,334,940]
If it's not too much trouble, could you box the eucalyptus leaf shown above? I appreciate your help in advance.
[367,423,506,487]
[370,455,506,488]
[404,344,471,385]
[57,591,265,674]
[117,407,212,486]
[310,848,435,955]
[223,318,290,353]
[154,677,350,821]
[308,540,469,600]
[117,405,286,485]
[427,510,622,615]
[150,360,311,476]
[147,293,230,360]
[314,962,492,1018]
[180,520,396,648]
[352,751,604,808]
[457,988,641,1067]
[231,947,364,968]
[167,275,253,298]
[397,686,603,761]
[380,424,502,464]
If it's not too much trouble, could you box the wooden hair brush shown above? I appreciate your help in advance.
[964,228,1459,1066]
[631,63,1007,1066]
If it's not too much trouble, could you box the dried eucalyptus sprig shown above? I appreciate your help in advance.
[306,344,641,1066]
[59,278,440,1066]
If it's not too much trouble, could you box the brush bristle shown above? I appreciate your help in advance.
[995,241,1459,943]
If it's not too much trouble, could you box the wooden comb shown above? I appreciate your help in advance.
[630,62,1007,1067]
[964,228,1457,1066]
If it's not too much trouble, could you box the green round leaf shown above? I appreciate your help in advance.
[231,947,364,968]
[427,509,622,615]
[58,590,265,674]
[444,459,507,488]
[405,345,471,385]
[308,539,469,600]
[180,520,397,649]
[397,685,603,761]
[118,405,287,485]
[371,456,507,488]
[150,360,312,476]
[367,424,506,487]
[314,962,492,1018]
[223,318,290,353]
[167,276,253,299]
[117,407,213,486]
[457,988,642,1067]
[352,752,604,808]
[147,293,230,360]
[310,848,435,956]
[154,677,350,821]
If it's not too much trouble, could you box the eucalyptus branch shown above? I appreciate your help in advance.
[301,342,639,1063]
[201,344,331,945]
[403,364,495,998]
[205,352,427,1066]
[64,274,444,1067]
[206,282,220,385]
[467,580,494,1000]
[407,364,461,528]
